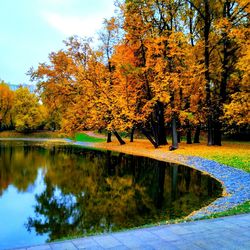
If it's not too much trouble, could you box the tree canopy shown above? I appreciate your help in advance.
[3,0,249,146]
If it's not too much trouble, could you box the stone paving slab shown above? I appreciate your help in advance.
[10,213,250,250]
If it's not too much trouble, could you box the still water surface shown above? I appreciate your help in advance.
[0,141,222,249]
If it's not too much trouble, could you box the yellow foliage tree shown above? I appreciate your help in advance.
[13,87,45,132]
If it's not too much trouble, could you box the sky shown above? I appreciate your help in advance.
[0,0,116,85]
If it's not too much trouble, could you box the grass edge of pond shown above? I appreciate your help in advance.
[50,201,250,244]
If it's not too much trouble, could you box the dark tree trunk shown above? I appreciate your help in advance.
[214,3,230,147]
[107,132,112,143]
[141,128,158,148]
[113,131,126,145]
[203,0,214,146]
[220,1,230,104]
[208,115,222,146]
[177,132,181,143]
[214,120,222,146]
[171,117,178,150]
[156,101,167,145]
[193,125,200,143]
[186,120,192,144]
[207,115,214,146]
[186,128,192,144]
[151,101,167,145]
[130,127,135,142]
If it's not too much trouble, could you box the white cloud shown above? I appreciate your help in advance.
[42,11,104,38]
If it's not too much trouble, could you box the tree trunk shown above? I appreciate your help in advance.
[203,0,214,146]
[216,4,230,147]
[151,101,167,146]
[141,128,158,148]
[214,120,222,146]
[177,132,181,143]
[130,127,135,142]
[107,132,112,143]
[171,117,178,150]
[113,131,126,145]
[193,125,200,143]
[186,128,192,144]
[207,115,214,146]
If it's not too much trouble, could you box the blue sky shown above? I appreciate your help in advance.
[0,0,115,85]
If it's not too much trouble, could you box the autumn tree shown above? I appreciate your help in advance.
[95,17,126,144]
[223,9,250,133]
[118,0,201,148]
[12,87,45,132]
[30,0,249,147]
[30,47,81,131]
[185,0,249,145]
[0,81,14,130]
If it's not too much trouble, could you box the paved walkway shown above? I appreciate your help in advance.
[12,213,250,250]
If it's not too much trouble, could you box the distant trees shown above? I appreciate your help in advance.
[0,81,14,130]
[13,87,46,132]
[0,83,46,132]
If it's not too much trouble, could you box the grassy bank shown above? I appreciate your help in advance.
[175,141,250,172]
[199,200,250,220]
[73,132,105,143]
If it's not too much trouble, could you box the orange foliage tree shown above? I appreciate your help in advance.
[0,81,14,130]
[29,0,249,147]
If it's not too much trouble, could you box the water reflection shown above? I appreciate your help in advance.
[0,141,222,246]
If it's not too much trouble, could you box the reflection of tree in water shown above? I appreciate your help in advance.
[0,141,46,194]
[26,179,78,241]
[26,149,157,241]
[25,145,222,242]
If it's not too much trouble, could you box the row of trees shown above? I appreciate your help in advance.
[0,81,46,132]
[5,0,249,148]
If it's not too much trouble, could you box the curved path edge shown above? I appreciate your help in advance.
[65,139,250,219]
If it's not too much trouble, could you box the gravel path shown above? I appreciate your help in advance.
[185,156,250,218]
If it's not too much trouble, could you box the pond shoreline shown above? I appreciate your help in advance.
[1,137,250,219]
[65,138,250,219]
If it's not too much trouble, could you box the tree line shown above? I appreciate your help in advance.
[1,0,249,147]
[0,82,47,132]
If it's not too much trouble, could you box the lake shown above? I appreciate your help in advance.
[0,140,222,249]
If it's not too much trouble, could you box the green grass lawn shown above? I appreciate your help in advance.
[176,140,250,172]
[73,133,106,143]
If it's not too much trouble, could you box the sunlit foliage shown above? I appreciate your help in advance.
[26,0,250,147]
[0,80,14,130]
[13,87,46,132]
